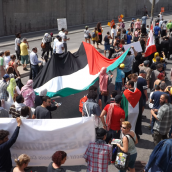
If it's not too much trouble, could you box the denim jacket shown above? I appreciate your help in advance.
[145,139,172,172]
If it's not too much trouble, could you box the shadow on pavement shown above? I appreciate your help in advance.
[136,138,154,150]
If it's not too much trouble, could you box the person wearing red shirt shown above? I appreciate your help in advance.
[100,95,125,143]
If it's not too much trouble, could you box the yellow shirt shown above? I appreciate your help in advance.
[92,31,99,41]
[20,42,28,56]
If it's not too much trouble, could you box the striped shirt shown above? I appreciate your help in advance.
[153,103,172,135]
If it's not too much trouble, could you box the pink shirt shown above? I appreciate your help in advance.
[21,89,35,108]
[135,21,141,29]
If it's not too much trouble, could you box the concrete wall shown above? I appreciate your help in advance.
[0,0,172,36]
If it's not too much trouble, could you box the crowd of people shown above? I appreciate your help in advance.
[1,10,172,172]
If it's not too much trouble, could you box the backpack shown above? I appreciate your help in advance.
[92,32,96,38]
[79,95,88,113]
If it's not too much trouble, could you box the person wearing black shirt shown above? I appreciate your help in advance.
[168,33,172,60]
[161,37,169,59]
[0,117,21,172]
[106,91,117,105]
[35,89,58,118]
[33,96,52,119]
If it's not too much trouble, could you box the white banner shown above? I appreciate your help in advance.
[0,117,95,166]
[124,41,143,55]
[57,18,67,30]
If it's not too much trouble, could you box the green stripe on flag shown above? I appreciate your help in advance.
[121,94,128,121]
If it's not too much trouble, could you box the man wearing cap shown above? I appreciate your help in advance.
[84,128,112,172]
[150,82,171,134]
[0,74,10,101]
[151,94,172,145]
[100,95,125,143]
[139,60,152,88]
[154,23,161,38]
[137,70,148,113]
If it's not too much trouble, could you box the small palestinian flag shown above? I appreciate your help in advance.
[121,88,142,132]
[33,42,130,98]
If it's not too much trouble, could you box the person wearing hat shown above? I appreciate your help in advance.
[139,60,152,88]
[84,128,112,172]
[154,23,161,38]
[84,26,91,44]
[100,94,125,143]
[115,63,125,93]
[0,74,10,101]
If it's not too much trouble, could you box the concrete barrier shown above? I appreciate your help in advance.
[0,0,172,36]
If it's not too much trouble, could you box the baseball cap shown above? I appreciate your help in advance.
[119,63,125,69]
[132,18,135,20]
[160,82,166,90]
[115,95,122,103]
[144,60,150,66]
[3,74,10,79]
[140,70,146,74]
[96,128,107,139]
[85,26,89,28]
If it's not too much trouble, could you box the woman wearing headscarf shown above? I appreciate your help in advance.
[21,80,35,108]
[7,78,21,103]
[34,89,58,118]
[99,67,113,110]
[41,33,51,59]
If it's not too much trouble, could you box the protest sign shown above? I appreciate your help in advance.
[161,7,165,13]
[57,18,67,30]
[124,41,143,54]
[0,117,95,166]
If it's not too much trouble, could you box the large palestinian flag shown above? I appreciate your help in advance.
[121,88,141,132]
[33,42,130,98]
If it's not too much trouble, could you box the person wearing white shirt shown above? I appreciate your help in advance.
[59,28,65,38]
[14,33,21,65]
[53,36,59,53]
[159,19,163,28]
[4,51,11,70]
[111,25,117,46]
[30,47,41,79]
[62,30,70,53]
[159,12,163,20]
[55,37,64,54]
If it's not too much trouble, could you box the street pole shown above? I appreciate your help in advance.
[151,0,155,24]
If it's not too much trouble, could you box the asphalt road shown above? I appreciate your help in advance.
[1,12,172,172]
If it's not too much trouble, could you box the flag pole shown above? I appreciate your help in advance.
[150,0,156,25]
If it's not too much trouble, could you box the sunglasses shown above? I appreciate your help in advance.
[121,126,127,129]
